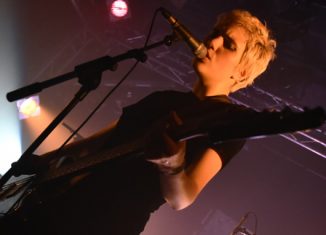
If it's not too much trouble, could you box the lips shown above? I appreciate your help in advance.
[206,48,213,60]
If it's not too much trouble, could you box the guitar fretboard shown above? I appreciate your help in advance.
[41,137,147,183]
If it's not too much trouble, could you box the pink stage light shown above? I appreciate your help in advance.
[107,0,131,22]
[111,0,129,18]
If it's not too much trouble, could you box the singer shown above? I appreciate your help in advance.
[3,9,276,235]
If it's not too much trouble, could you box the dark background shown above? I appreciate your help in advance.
[1,0,325,234]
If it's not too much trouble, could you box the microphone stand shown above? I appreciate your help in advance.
[0,34,176,189]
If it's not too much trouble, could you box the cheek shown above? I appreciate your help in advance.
[194,54,239,80]
[193,60,211,77]
[194,61,225,82]
[214,55,240,75]
[201,58,231,76]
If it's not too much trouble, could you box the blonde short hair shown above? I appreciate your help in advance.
[207,9,276,84]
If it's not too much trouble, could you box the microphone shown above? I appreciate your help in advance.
[159,7,207,59]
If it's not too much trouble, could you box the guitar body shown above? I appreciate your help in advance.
[0,150,163,235]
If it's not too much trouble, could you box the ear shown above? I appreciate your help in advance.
[230,69,248,92]
[239,70,246,79]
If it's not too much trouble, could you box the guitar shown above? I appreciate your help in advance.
[0,105,325,224]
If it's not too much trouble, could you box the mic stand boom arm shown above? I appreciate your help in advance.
[0,34,176,189]
[6,34,175,102]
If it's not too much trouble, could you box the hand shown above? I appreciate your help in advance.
[147,111,186,175]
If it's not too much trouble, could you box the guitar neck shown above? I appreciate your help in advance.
[40,137,147,183]
[39,106,325,183]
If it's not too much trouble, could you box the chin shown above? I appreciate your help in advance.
[193,63,210,79]
[193,58,205,72]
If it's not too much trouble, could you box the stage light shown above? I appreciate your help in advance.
[111,0,128,17]
[107,0,131,22]
[16,96,41,120]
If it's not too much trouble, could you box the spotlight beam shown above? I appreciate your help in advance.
[0,86,92,189]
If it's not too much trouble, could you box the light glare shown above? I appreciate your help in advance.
[17,96,41,120]
[111,0,128,18]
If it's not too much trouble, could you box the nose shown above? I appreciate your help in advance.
[210,35,224,51]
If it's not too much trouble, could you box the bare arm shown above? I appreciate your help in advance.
[154,146,222,210]
[147,112,223,210]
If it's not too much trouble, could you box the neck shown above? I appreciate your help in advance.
[193,80,230,100]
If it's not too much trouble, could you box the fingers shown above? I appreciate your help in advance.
[147,158,170,166]
[147,152,185,175]
[147,157,171,172]
[146,111,186,174]
[166,111,183,130]
[146,110,185,157]
[162,111,184,154]
[162,132,180,156]
[171,111,183,125]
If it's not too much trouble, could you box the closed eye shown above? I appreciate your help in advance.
[223,35,237,51]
